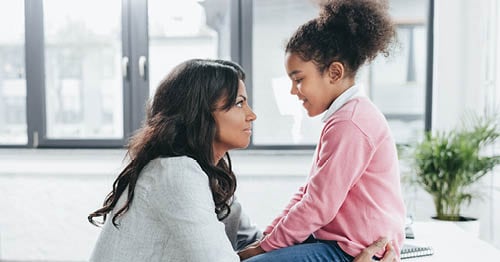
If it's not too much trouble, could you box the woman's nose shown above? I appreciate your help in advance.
[247,107,257,121]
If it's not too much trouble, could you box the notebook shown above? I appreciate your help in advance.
[400,243,434,259]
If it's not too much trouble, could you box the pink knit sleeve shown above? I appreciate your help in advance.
[260,120,374,251]
[263,185,306,235]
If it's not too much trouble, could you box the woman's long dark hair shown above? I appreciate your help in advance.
[88,59,245,227]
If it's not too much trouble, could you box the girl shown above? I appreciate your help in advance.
[239,0,406,261]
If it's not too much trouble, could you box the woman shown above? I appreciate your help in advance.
[88,58,396,262]
[88,58,256,261]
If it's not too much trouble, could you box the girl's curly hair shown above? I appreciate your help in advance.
[286,0,396,77]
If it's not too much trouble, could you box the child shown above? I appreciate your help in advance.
[239,0,406,261]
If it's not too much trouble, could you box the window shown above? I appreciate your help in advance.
[1,0,431,148]
[43,0,123,139]
[370,0,429,145]
[0,1,27,145]
[248,0,430,147]
[251,0,321,146]
[8,0,232,148]
[148,0,229,96]
[370,23,428,145]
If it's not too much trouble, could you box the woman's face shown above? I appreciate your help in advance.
[284,52,339,117]
[213,80,257,157]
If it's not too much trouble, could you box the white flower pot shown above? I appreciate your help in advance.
[432,216,480,237]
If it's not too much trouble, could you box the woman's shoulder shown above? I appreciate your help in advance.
[154,155,199,167]
[147,155,207,183]
[139,156,210,202]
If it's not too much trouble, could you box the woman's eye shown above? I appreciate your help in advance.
[235,101,244,108]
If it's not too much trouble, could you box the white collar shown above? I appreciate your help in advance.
[321,84,365,122]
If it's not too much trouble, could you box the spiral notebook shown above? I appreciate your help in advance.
[400,243,434,259]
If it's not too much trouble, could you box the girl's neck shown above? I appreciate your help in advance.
[339,77,355,92]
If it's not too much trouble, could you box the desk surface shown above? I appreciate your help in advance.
[403,221,500,261]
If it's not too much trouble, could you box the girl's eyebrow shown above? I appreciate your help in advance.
[288,70,301,77]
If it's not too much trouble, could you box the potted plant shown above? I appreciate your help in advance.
[412,112,500,223]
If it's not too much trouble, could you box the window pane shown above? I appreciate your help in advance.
[148,0,228,96]
[43,0,123,139]
[0,1,27,145]
[252,0,429,146]
[252,0,321,145]
[370,0,429,144]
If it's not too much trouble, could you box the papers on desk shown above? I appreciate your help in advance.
[402,223,434,259]
[401,243,434,259]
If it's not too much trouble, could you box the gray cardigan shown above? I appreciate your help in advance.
[90,156,260,262]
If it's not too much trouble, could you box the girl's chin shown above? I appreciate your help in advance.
[305,106,327,117]
[306,110,320,117]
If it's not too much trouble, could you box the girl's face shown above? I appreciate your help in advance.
[284,52,343,117]
[213,80,257,157]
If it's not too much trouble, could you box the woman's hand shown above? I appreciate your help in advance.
[237,241,265,261]
[353,237,396,262]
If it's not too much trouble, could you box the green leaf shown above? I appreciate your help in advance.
[411,111,500,220]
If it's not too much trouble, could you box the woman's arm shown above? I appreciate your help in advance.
[222,197,263,251]
[353,237,396,262]
[150,158,239,262]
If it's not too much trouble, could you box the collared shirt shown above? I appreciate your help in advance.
[321,84,365,123]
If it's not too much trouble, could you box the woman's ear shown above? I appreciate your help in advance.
[327,62,344,83]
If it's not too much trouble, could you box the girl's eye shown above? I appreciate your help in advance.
[294,79,302,84]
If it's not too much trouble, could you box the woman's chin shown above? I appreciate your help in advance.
[229,143,250,151]
[241,141,251,149]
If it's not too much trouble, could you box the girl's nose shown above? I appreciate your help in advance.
[290,84,298,95]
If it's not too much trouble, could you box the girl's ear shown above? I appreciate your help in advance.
[327,62,344,83]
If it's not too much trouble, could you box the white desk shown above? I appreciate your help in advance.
[403,221,500,261]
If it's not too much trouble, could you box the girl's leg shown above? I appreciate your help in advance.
[243,242,353,262]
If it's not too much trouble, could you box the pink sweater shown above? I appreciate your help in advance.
[260,97,406,258]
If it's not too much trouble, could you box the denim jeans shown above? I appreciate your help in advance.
[243,236,354,262]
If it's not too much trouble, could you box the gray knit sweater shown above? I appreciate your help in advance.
[89,156,259,262]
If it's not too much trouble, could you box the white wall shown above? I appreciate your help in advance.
[1,149,499,261]
[0,149,314,261]
[430,0,500,248]
[432,0,492,130]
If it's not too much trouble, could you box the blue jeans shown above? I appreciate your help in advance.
[243,236,354,262]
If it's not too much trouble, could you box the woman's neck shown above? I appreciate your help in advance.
[213,150,225,165]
